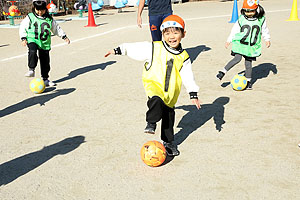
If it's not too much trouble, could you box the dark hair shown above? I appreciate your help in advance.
[32,1,52,19]
[241,5,265,19]
[162,27,185,34]
[33,1,47,10]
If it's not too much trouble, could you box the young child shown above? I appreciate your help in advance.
[19,0,70,87]
[216,0,271,89]
[105,15,201,156]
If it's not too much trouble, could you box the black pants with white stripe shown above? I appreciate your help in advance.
[146,96,175,143]
[28,42,50,80]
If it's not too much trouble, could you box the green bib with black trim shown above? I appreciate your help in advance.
[27,13,52,50]
[232,15,265,57]
[142,41,189,108]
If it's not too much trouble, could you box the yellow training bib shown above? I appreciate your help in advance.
[142,41,189,108]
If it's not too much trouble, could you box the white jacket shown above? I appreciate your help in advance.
[118,40,199,94]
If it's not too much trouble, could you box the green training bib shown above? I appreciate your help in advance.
[231,15,265,57]
[27,13,52,50]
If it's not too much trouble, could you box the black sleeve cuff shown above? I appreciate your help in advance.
[62,35,67,40]
[21,37,27,41]
[114,47,121,55]
[189,92,198,99]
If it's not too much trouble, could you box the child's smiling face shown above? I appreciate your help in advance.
[162,27,185,49]
[244,9,256,17]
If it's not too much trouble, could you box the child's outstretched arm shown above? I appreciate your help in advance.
[105,42,152,61]
[51,19,70,44]
[180,58,201,110]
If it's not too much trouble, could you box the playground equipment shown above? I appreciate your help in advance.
[114,0,127,13]
[136,0,148,6]
[47,1,58,13]
[229,0,238,23]
[3,1,22,26]
[91,0,104,11]
[287,0,299,21]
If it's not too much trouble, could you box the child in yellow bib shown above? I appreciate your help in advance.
[105,15,201,156]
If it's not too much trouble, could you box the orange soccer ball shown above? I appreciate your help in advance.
[140,140,166,167]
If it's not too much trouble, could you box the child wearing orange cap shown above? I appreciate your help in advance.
[105,15,201,156]
[216,0,271,90]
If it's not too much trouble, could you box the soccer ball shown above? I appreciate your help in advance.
[140,140,166,167]
[230,74,247,91]
[29,78,45,94]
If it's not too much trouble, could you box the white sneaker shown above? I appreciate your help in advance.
[25,70,35,77]
[44,79,56,87]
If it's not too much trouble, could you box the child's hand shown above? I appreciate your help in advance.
[64,37,70,44]
[21,40,27,46]
[104,50,115,57]
[225,42,231,49]
[137,16,142,28]
[266,41,271,48]
[191,99,201,110]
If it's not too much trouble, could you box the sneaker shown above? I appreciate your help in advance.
[25,70,35,77]
[216,71,225,80]
[246,81,253,90]
[44,79,56,87]
[144,123,156,134]
[163,142,180,156]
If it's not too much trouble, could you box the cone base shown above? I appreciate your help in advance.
[84,24,98,27]
[286,18,299,21]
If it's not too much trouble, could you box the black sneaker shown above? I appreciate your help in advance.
[216,71,225,80]
[144,123,156,134]
[163,142,180,156]
[246,81,253,90]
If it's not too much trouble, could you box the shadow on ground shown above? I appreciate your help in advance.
[0,136,85,186]
[54,61,116,83]
[0,88,76,118]
[186,45,211,63]
[174,97,230,145]
[221,62,277,88]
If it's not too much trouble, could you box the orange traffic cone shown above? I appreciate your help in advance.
[287,0,299,21]
[85,3,97,27]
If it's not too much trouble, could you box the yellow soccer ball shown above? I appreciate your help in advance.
[29,78,45,94]
[230,74,247,91]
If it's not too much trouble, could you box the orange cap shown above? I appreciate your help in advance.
[242,0,259,10]
[160,15,185,31]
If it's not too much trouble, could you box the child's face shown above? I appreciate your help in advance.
[244,9,256,17]
[162,28,185,49]
[35,8,46,16]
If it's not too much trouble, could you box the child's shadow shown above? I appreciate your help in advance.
[221,63,277,87]
[186,45,211,63]
[174,97,230,145]
[54,61,116,83]
[0,136,85,186]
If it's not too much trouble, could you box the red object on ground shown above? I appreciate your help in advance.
[85,3,97,27]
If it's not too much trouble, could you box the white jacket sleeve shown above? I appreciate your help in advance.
[19,15,30,39]
[180,58,199,93]
[261,20,270,41]
[118,41,152,62]
[227,22,240,42]
[51,19,66,38]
